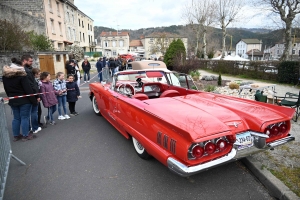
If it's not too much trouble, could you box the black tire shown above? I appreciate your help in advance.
[92,95,101,116]
[132,136,151,160]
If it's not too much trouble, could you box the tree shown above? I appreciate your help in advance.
[28,31,53,51]
[164,39,186,69]
[69,44,84,61]
[182,0,217,59]
[216,0,245,58]
[0,19,30,51]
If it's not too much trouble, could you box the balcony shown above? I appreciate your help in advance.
[89,42,96,47]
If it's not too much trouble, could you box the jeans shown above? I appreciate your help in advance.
[98,70,103,82]
[57,95,67,115]
[11,104,31,137]
[30,104,39,131]
[48,105,57,122]
[102,67,109,82]
[84,71,90,81]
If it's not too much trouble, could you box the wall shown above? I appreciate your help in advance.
[0,52,40,77]
[0,4,45,35]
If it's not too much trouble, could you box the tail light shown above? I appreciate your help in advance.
[192,145,204,158]
[264,121,289,142]
[226,135,236,143]
[188,136,232,160]
[216,139,227,151]
[204,142,216,155]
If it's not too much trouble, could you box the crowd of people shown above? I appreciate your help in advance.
[2,55,81,141]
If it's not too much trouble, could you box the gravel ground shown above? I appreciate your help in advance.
[198,70,300,196]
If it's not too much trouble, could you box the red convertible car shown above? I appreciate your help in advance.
[89,61,295,177]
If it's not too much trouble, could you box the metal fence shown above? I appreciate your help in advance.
[0,98,25,200]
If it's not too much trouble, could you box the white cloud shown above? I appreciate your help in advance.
[74,0,280,30]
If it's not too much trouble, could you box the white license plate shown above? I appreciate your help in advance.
[236,132,253,149]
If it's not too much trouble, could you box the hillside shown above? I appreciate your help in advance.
[94,25,287,51]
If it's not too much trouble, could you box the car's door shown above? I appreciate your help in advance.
[106,90,120,129]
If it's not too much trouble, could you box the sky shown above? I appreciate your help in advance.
[74,0,278,31]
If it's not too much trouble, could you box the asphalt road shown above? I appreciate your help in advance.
[4,88,275,200]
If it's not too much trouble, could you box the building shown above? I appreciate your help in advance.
[129,39,145,57]
[264,39,300,60]
[99,31,130,58]
[0,0,93,52]
[235,39,263,59]
[141,32,188,59]
[77,10,95,53]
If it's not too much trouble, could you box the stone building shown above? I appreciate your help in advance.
[235,39,263,59]
[0,0,93,52]
[77,9,95,53]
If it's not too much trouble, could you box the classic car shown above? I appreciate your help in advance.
[89,61,295,177]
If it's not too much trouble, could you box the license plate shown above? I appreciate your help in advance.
[236,132,253,149]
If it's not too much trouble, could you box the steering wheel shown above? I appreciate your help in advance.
[117,83,135,96]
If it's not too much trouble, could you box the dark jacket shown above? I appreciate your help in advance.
[24,65,39,96]
[81,61,91,72]
[109,60,116,69]
[96,60,103,72]
[66,64,76,75]
[40,81,58,108]
[66,82,80,102]
[2,65,37,106]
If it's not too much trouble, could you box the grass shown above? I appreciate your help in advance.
[269,167,300,197]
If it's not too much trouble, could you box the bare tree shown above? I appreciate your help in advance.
[253,0,300,60]
[182,0,217,59]
[216,0,245,58]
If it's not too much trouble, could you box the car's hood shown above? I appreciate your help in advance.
[143,92,294,141]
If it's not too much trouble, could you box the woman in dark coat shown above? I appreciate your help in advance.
[81,58,91,82]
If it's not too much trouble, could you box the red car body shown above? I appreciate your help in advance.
[89,62,295,177]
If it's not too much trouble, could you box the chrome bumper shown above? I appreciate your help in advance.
[167,135,295,177]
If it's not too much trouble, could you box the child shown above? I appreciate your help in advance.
[66,74,80,116]
[32,68,44,128]
[53,72,70,120]
[40,72,58,125]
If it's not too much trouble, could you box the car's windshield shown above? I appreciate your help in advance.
[115,71,169,83]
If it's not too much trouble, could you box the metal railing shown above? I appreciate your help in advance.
[0,98,25,200]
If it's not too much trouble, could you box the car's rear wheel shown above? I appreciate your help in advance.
[92,95,101,116]
[132,136,150,160]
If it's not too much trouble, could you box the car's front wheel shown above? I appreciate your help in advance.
[92,95,101,116]
[132,136,150,160]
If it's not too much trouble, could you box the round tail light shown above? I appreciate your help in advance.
[192,145,204,158]
[270,126,279,137]
[278,123,287,135]
[205,142,216,155]
[216,139,227,151]
[226,135,236,143]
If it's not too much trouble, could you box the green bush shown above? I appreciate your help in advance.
[204,85,216,92]
[277,61,300,84]
[218,73,222,86]
[93,52,101,58]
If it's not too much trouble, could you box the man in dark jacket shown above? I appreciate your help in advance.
[81,58,91,83]
[3,63,37,141]
[21,54,41,134]
[108,58,116,77]
[96,58,103,82]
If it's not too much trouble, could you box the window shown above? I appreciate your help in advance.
[119,40,124,47]
[68,27,72,40]
[67,12,70,22]
[78,19,80,26]
[80,32,81,42]
[112,40,116,47]
[292,49,295,54]
[104,41,108,47]
[88,23,89,30]
[72,14,74,24]
[56,2,60,15]
[50,19,55,34]
[88,35,90,43]
[294,43,297,47]
[73,29,76,41]
[56,55,61,62]
[82,21,84,28]
[83,33,85,42]
[58,22,62,35]
[113,51,117,56]
[90,25,92,31]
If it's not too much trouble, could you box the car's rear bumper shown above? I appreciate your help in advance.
[167,135,295,177]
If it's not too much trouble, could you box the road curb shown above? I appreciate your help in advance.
[242,157,299,200]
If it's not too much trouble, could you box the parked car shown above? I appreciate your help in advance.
[89,61,295,177]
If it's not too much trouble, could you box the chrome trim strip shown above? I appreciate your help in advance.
[250,132,269,138]
[167,135,294,177]
[167,149,237,177]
